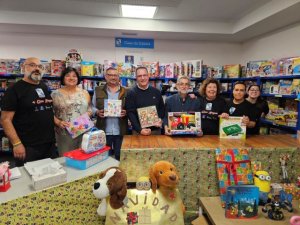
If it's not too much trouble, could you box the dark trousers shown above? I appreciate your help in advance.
[15,142,58,167]
[106,135,123,161]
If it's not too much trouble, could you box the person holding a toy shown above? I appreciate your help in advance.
[126,66,164,135]
[222,81,257,132]
[198,78,227,135]
[52,67,92,156]
[164,75,200,135]
[1,57,57,166]
[92,67,127,161]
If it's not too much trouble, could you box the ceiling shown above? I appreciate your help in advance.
[0,0,300,42]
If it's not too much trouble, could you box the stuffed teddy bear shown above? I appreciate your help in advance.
[149,160,185,213]
[93,167,127,216]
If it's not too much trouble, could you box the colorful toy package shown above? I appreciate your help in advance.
[104,99,122,117]
[137,106,160,128]
[81,61,95,76]
[215,148,253,207]
[66,113,94,139]
[246,60,273,77]
[51,60,65,76]
[223,64,240,78]
[225,185,259,219]
[168,112,202,135]
[219,117,246,139]
[181,59,202,78]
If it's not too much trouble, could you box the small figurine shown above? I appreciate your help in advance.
[262,195,284,220]
[279,154,290,183]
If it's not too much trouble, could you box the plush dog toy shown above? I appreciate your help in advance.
[93,167,127,216]
[149,161,185,212]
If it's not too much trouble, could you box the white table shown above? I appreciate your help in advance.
[0,157,119,203]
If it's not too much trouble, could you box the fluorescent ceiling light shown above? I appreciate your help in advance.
[121,5,157,19]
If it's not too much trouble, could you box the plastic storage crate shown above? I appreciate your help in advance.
[63,146,110,170]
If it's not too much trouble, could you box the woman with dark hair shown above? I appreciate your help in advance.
[222,81,257,133]
[246,84,269,134]
[198,78,227,135]
[52,67,92,155]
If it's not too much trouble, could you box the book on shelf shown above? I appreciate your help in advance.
[137,106,160,128]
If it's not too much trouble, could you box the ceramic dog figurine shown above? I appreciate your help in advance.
[149,160,185,213]
[93,167,127,216]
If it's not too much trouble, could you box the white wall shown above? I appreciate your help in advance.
[0,32,241,66]
[241,22,300,64]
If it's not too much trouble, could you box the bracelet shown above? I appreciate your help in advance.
[13,141,22,147]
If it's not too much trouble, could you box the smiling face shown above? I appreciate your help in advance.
[248,85,260,99]
[63,71,78,87]
[176,77,190,95]
[105,68,119,87]
[136,67,150,89]
[233,83,246,102]
[23,57,44,83]
[205,82,217,100]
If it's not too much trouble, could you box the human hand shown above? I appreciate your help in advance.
[13,144,26,160]
[140,128,151,136]
[219,113,229,119]
[58,120,70,129]
[164,126,171,135]
[97,109,105,118]
[120,109,126,117]
[242,115,250,126]
[188,93,197,99]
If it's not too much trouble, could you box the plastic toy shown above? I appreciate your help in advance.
[171,114,195,130]
[280,154,290,183]
[262,195,284,220]
[297,175,300,188]
[0,161,11,192]
[254,170,271,205]
[290,216,300,225]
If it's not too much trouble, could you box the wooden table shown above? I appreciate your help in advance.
[120,135,300,211]
[200,196,299,225]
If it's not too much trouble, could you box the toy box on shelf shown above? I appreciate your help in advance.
[81,61,95,76]
[142,62,159,78]
[281,56,300,75]
[66,49,82,74]
[246,60,273,77]
[223,64,240,78]
[168,112,202,135]
[219,117,246,139]
[181,59,202,78]
[225,185,259,219]
[51,60,65,76]
[64,146,110,170]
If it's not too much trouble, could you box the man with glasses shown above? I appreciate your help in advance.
[92,67,127,160]
[1,57,57,166]
[164,76,200,135]
[126,66,164,135]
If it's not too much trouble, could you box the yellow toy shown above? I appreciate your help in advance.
[254,170,271,205]
[136,176,151,191]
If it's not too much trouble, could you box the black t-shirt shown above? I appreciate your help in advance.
[199,96,227,135]
[247,99,269,135]
[1,80,55,146]
[226,99,257,134]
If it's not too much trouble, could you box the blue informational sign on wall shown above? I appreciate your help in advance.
[115,37,154,49]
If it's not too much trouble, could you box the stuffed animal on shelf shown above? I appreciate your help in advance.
[93,167,127,216]
[149,160,185,213]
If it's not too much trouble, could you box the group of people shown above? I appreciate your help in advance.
[0,57,269,166]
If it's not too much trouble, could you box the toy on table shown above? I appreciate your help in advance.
[149,161,185,213]
[280,154,290,183]
[297,175,300,188]
[93,167,127,216]
[290,216,300,225]
[0,161,11,192]
[136,176,151,191]
[262,195,284,220]
[254,170,271,205]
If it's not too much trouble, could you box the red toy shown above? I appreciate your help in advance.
[0,162,11,192]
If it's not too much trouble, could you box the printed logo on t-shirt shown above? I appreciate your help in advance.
[229,107,236,115]
[205,103,212,111]
[153,96,156,99]
[35,88,45,98]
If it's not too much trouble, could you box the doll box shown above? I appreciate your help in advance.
[64,146,110,170]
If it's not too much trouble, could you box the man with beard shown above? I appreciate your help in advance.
[163,76,200,135]
[1,57,57,166]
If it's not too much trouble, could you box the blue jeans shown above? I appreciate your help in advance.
[106,135,123,161]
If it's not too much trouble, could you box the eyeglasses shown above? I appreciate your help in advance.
[136,74,148,78]
[178,83,190,86]
[254,174,271,181]
[106,74,119,77]
[249,89,260,92]
[25,63,44,70]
